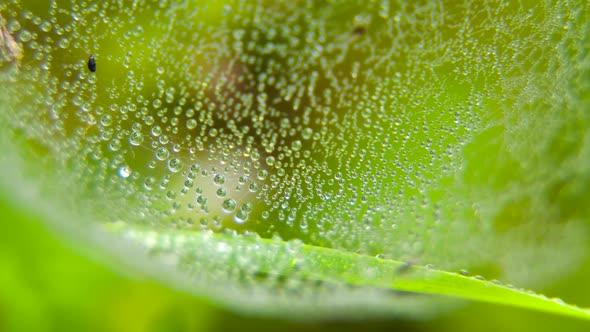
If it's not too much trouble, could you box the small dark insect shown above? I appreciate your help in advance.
[352,25,367,35]
[87,54,96,72]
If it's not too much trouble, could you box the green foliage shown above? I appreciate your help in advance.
[113,223,590,320]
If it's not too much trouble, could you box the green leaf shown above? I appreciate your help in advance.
[108,223,590,321]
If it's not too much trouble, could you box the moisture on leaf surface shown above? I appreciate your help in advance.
[1,0,589,319]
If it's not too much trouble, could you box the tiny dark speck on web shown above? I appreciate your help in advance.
[352,26,367,35]
[396,261,414,275]
[88,54,96,72]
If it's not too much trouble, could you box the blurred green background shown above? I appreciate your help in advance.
[1,194,589,332]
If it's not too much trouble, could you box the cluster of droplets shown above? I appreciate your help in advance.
[1,0,587,285]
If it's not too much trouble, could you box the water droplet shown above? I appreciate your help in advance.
[167,158,184,172]
[291,140,302,151]
[257,170,269,181]
[196,194,207,205]
[186,119,197,129]
[144,177,156,190]
[222,199,237,212]
[40,21,52,32]
[166,190,177,200]
[266,156,275,167]
[151,126,162,136]
[100,115,113,126]
[248,182,259,192]
[234,209,248,224]
[18,30,32,42]
[109,139,122,151]
[155,147,170,160]
[241,203,253,213]
[216,188,227,197]
[302,128,313,140]
[129,132,144,146]
[213,174,226,185]
[118,166,131,179]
